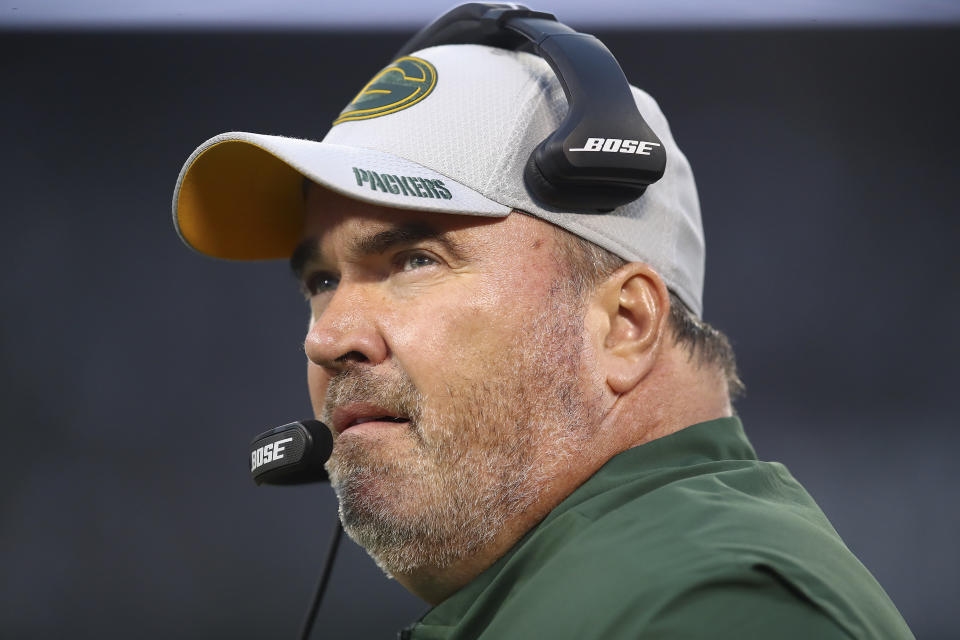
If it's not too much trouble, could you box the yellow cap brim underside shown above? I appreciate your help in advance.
[177,140,305,260]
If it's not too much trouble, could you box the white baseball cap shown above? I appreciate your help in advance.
[172,43,705,315]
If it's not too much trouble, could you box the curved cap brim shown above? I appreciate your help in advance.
[172,131,512,260]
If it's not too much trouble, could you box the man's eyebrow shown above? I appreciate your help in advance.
[290,240,319,280]
[289,221,465,280]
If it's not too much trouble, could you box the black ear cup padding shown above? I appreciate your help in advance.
[523,149,648,213]
[522,152,566,209]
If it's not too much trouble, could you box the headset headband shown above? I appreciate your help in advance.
[396,3,666,212]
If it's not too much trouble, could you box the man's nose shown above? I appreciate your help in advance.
[304,288,388,372]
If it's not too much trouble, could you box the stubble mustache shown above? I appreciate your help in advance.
[321,366,425,439]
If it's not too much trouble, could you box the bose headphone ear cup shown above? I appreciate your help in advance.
[524,145,647,213]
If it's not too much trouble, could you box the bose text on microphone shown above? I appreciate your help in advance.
[249,420,333,485]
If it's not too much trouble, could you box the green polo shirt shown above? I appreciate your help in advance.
[402,417,913,639]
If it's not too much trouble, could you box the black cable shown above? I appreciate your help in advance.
[299,518,344,640]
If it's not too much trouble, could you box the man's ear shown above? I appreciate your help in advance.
[591,263,670,394]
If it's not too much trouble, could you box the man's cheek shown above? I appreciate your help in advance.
[403,307,507,372]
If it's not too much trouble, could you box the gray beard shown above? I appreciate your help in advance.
[323,293,600,577]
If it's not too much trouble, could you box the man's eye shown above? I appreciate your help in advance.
[399,252,438,272]
[304,272,339,296]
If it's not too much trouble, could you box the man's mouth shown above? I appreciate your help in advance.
[351,416,407,426]
[331,403,410,434]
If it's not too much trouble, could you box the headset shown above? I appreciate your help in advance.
[249,5,665,638]
[395,2,666,213]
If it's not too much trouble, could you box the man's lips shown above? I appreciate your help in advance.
[331,403,410,434]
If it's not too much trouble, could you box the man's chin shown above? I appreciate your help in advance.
[330,467,488,576]
[329,462,427,529]
[337,493,446,575]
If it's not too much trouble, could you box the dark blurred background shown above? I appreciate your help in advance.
[1,12,958,640]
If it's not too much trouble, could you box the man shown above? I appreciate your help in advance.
[172,12,913,638]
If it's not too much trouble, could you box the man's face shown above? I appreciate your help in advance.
[296,187,604,576]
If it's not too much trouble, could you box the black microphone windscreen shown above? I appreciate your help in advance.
[249,420,333,485]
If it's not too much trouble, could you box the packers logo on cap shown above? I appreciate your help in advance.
[333,56,438,125]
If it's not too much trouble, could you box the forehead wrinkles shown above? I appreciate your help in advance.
[303,187,550,264]
[296,216,480,278]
